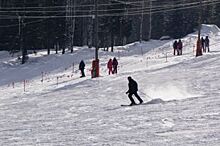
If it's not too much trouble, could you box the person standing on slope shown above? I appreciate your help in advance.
[177,39,183,55]
[112,57,118,74]
[201,37,206,52]
[173,40,178,55]
[126,76,143,106]
[107,58,113,75]
[79,60,85,78]
[205,36,210,52]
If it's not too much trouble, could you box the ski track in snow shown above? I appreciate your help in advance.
[0,24,220,145]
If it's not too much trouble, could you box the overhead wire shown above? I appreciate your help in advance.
[99,1,220,18]
[0,1,145,10]
[0,19,44,28]
[0,0,203,13]
[0,0,207,12]
[0,0,218,22]
[99,0,218,15]
[133,0,220,15]
[0,0,204,13]
[4,0,191,10]
[0,12,65,28]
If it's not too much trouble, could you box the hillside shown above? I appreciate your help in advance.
[0,24,220,145]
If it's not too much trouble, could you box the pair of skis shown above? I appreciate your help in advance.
[121,98,165,106]
[121,103,144,107]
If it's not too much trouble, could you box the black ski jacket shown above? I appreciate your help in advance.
[127,79,138,94]
[79,61,85,70]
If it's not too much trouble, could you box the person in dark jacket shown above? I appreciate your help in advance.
[126,76,143,106]
[205,36,210,52]
[79,60,85,77]
[201,37,206,52]
[177,39,183,55]
[112,57,118,74]
[173,40,178,55]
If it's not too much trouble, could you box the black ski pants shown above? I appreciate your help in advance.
[80,69,85,77]
[128,92,143,104]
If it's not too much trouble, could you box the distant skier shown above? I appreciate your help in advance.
[173,40,178,55]
[205,36,210,52]
[79,60,85,77]
[201,37,206,52]
[112,57,118,74]
[126,76,143,106]
[177,39,183,55]
[107,58,113,75]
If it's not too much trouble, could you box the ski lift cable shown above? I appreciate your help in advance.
[0,19,45,28]
[0,0,173,10]
[99,0,216,15]
[126,1,220,16]
[0,0,215,15]
[0,1,145,10]
[99,1,220,17]
[0,12,65,28]
[0,0,205,10]
[0,1,204,13]
[0,0,218,20]
[0,0,211,13]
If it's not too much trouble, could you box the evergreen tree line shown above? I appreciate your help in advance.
[0,0,220,53]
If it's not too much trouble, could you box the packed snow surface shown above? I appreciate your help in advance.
[0,24,220,145]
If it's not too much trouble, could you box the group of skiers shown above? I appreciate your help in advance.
[107,57,118,75]
[123,36,210,105]
[78,57,119,78]
[201,36,210,53]
[173,39,183,56]
[78,36,211,106]
[173,36,210,56]
[79,59,142,106]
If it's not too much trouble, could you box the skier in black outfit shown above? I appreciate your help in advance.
[205,36,210,52]
[173,40,178,55]
[177,39,183,55]
[126,76,143,106]
[79,60,85,77]
[201,37,206,52]
[112,57,118,74]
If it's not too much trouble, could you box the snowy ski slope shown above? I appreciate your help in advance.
[0,24,220,145]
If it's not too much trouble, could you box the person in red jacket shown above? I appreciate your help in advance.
[107,59,113,75]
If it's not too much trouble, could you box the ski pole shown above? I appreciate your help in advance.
[139,91,152,100]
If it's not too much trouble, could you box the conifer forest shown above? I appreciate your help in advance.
[0,0,220,52]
